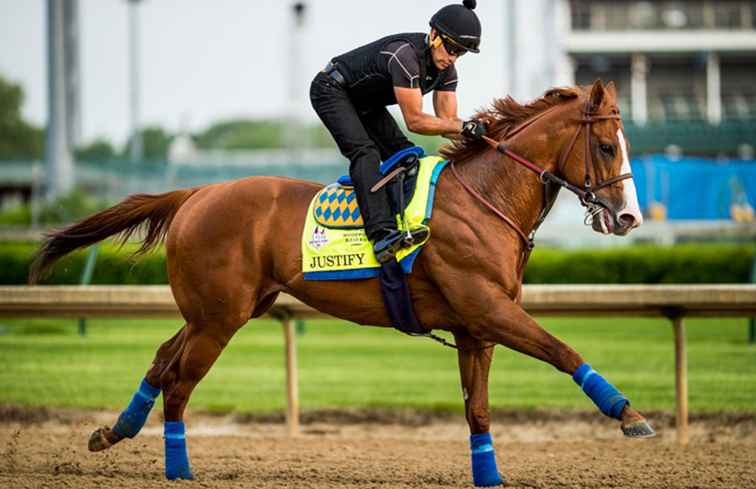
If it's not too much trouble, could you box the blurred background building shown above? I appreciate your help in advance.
[566,0,756,158]
[545,0,756,243]
[0,0,754,245]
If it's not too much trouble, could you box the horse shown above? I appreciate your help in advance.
[30,80,653,487]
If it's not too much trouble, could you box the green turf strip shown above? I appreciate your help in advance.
[0,317,754,414]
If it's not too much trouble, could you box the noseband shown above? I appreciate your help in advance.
[450,100,632,251]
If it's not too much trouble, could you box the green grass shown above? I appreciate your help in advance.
[0,316,754,414]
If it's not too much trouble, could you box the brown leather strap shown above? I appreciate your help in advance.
[557,120,584,174]
[591,173,632,191]
[558,109,627,191]
[504,105,560,140]
[370,166,405,193]
[584,118,593,187]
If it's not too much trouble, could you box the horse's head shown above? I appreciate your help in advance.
[441,81,643,239]
[550,80,643,236]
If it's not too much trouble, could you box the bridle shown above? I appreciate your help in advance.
[450,100,632,254]
[429,99,633,351]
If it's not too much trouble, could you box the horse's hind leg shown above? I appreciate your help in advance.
[157,321,239,480]
[88,325,187,452]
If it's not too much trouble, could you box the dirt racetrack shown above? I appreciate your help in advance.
[0,407,754,489]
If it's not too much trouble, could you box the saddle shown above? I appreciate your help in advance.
[302,148,449,336]
[313,146,424,229]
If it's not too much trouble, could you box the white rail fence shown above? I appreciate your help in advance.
[1,284,755,445]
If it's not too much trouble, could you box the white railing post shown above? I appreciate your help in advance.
[671,314,689,445]
[282,317,300,436]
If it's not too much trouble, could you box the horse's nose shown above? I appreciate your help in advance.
[618,207,643,230]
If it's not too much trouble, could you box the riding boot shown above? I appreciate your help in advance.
[349,153,427,335]
[372,226,430,263]
[349,156,428,263]
[372,228,405,263]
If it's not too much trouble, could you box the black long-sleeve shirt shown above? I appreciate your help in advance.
[331,32,458,110]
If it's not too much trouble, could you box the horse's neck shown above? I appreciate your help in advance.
[459,132,563,238]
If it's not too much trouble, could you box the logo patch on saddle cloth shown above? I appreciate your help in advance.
[301,156,448,281]
[313,185,363,229]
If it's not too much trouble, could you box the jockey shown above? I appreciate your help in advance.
[310,0,487,263]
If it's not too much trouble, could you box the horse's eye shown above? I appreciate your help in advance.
[599,143,615,157]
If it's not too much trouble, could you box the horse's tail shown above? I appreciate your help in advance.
[28,188,199,284]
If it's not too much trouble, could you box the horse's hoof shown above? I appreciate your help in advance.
[621,419,656,438]
[88,427,113,452]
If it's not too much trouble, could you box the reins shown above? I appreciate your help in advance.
[450,101,632,251]
[427,101,633,352]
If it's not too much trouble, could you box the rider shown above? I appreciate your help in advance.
[310,0,487,263]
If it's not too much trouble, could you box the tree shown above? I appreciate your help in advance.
[123,126,173,161]
[0,74,44,160]
[141,126,173,160]
[75,138,116,161]
[194,119,283,150]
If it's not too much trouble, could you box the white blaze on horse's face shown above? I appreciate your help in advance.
[616,129,643,230]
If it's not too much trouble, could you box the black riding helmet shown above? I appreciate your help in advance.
[429,0,481,53]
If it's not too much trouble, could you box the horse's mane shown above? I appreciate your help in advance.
[440,86,584,163]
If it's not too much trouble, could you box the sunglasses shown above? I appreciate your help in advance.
[439,34,468,57]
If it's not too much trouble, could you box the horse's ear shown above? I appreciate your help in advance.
[588,79,605,112]
[605,80,617,99]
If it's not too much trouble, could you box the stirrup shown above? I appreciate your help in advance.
[373,230,404,263]
[401,224,430,247]
[373,226,430,263]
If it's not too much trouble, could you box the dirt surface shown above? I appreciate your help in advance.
[0,407,754,489]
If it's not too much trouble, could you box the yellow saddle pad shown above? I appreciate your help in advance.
[302,156,447,280]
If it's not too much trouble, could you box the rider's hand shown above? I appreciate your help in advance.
[461,119,487,140]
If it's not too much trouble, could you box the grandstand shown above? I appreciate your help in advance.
[501,0,756,244]
[565,0,756,158]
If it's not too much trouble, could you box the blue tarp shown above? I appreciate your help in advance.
[631,155,756,220]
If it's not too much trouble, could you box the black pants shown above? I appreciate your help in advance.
[310,71,412,241]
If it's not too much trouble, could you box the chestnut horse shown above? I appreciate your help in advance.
[30,80,653,486]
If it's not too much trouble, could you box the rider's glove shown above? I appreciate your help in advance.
[461,119,487,140]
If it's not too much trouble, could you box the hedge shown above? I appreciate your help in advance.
[0,242,167,285]
[0,241,753,285]
[523,244,754,284]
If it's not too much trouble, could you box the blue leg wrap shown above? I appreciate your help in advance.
[164,421,193,480]
[112,378,160,438]
[470,432,502,487]
[573,363,629,420]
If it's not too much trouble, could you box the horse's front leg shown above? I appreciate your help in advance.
[467,295,655,438]
[454,332,502,487]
